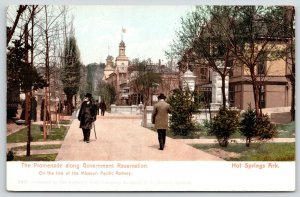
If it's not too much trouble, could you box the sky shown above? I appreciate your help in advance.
[70,5,195,65]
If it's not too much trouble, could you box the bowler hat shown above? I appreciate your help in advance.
[85,93,92,98]
[157,93,166,100]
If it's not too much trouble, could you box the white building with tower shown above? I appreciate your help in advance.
[104,39,130,105]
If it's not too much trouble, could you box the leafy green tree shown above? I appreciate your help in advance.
[168,88,202,137]
[7,39,47,118]
[61,36,81,114]
[240,105,278,146]
[209,107,240,147]
[218,6,289,115]
[130,60,162,126]
[255,114,278,141]
[132,60,162,106]
[97,81,116,109]
[168,6,236,108]
[85,63,105,96]
[168,6,292,114]
[240,106,257,147]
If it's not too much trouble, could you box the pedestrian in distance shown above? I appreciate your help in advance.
[151,93,171,150]
[95,100,100,115]
[99,100,107,116]
[138,101,144,114]
[78,93,97,143]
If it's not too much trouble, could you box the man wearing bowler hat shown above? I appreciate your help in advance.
[78,93,97,143]
[151,93,171,150]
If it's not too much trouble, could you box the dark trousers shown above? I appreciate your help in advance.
[157,129,166,149]
[82,129,91,141]
[101,110,105,116]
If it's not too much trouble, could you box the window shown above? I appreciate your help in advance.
[199,87,212,107]
[257,52,267,75]
[200,67,207,80]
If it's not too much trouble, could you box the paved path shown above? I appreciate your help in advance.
[56,113,223,161]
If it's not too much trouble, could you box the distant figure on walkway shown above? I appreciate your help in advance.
[138,101,144,114]
[31,96,37,122]
[95,100,100,115]
[99,100,107,116]
[151,93,171,150]
[78,93,97,143]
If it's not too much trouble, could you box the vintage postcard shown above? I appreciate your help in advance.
[6,4,295,191]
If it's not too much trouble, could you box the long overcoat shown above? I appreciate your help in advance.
[78,101,97,129]
[151,100,171,129]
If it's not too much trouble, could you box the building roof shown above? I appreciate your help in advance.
[119,40,125,47]
[106,55,113,60]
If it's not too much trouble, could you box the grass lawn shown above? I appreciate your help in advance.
[192,142,295,161]
[277,122,295,138]
[7,125,69,143]
[11,144,61,151]
[11,154,57,161]
[59,120,72,125]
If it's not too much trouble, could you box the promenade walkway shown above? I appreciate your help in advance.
[55,113,223,161]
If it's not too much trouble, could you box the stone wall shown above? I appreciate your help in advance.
[110,104,138,114]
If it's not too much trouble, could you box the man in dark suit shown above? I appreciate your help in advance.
[151,93,171,150]
[78,93,97,143]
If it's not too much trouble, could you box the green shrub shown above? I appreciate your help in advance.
[255,114,278,140]
[208,107,240,147]
[240,106,278,146]
[195,120,211,137]
[168,89,202,137]
[240,107,256,146]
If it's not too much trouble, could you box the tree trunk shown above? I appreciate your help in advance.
[221,75,227,109]
[246,137,251,147]
[291,78,295,121]
[218,137,228,147]
[43,6,50,141]
[7,5,28,46]
[290,7,295,121]
[253,84,260,116]
[24,23,32,156]
[26,91,32,156]
[142,89,150,127]
[43,87,48,141]
[250,67,260,116]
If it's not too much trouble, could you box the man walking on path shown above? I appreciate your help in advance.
[78,93,97,143]
[99,100,107,116]
[95,100,100,115]
[151,93,171,150]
